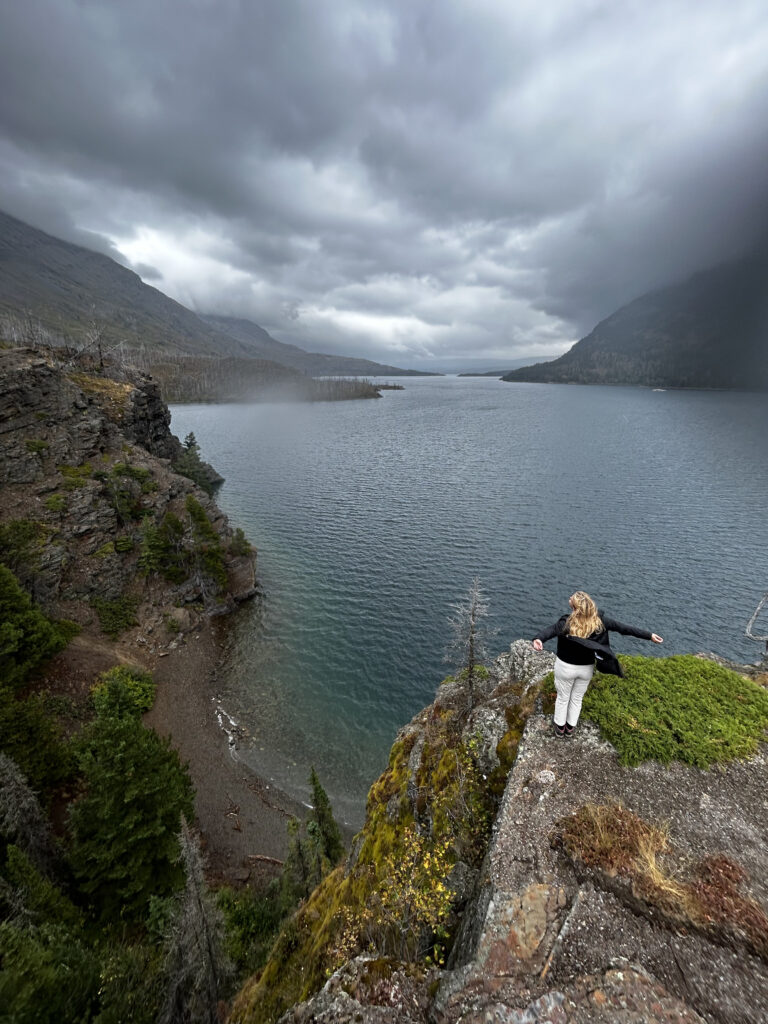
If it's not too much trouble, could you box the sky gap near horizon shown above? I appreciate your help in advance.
[1,1,767,369]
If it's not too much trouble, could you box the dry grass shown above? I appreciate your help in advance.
[556,802,768,960]
[67,372,133,419]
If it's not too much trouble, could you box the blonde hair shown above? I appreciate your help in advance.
[567,591,603,638]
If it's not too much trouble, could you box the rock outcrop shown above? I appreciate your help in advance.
[235,642,768,1024]
[0,346,255,644]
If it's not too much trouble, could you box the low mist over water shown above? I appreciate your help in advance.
[171,377,768,824]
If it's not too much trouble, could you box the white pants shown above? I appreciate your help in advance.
[553,657,595,727]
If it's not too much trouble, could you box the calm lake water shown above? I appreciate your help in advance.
[170,378,768,824]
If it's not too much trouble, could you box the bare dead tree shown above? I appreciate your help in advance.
[158,816,232,1024]
[445,577,494,711]
[0,753,61,878]
[745,592,768,656]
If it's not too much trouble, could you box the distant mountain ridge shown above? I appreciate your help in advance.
[201,314,438,377]
[503,247,768,390]
[0,209,430,380]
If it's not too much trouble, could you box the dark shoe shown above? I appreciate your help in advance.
[553,722,566,738]
[564,723,576,738]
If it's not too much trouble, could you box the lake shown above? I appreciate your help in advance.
[170,377,768,825]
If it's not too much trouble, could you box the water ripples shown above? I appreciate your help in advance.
[171,379,768,824]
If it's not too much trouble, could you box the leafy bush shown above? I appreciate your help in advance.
[0,565,74,692]
[546,654,768,768]
[91,594,139,639]
[68,711,194,923]
[218,883,284,978]
[91,666,156,716]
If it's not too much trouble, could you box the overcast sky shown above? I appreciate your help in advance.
[1,1,767,367]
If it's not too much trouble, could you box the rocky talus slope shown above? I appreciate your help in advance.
[0,345,255,644]
[235,643,768,1024]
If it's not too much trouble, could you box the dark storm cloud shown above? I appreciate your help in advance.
[1,0,767,364]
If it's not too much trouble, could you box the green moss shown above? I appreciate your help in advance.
[93,542,115,558]
[232,686,533,1023]
[543,655,768,768]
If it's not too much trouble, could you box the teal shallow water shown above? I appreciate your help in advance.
[170,377,768,825]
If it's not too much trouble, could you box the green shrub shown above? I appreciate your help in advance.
[229,527,253,558]
[43,494,66,514]
[140,512,188,583]
[186,495,227,590]
[0,921,101,1024]
[91,594,139,639]
[546,654,768,768]
[218,883,284,979]
[114,535,134,553]
[100,462,156,525]
[93,541,115,558]
[0,686,74,796]
[0,565,74,692]
[92,666,156,716]
[59,462,92,489]
[24,438,49,455]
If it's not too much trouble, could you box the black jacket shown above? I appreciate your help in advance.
[535,612,652,676]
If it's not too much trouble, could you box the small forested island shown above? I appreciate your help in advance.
[1,344,767,1024]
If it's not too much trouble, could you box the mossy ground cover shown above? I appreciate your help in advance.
[543,654,768,768]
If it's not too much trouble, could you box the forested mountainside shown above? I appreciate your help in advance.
[503,246,768,389]
[0,209,251,357]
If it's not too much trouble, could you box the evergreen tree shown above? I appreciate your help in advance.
[68,692,194,923]
[0,564,73,693]
[280,817,311,909]
[308,767,344,865]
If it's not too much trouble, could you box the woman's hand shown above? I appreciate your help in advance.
[532,639,543,651]
[651,633,663,643]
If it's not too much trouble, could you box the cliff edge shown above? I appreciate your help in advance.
[232,643,768,1024]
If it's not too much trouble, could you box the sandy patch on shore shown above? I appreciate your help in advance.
[144,621,307,887]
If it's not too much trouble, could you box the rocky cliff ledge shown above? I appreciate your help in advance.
[232,642,768,1024]
[0,345,255,645]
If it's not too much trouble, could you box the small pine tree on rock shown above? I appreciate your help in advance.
[308,767,344,866]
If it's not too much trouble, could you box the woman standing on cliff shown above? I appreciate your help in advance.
[532,591,663,738]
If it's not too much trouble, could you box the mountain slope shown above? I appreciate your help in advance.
[202,314,437,376]
[0,209,256,357]
[503,247,768,389]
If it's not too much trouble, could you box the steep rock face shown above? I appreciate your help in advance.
[0,346,254,640]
